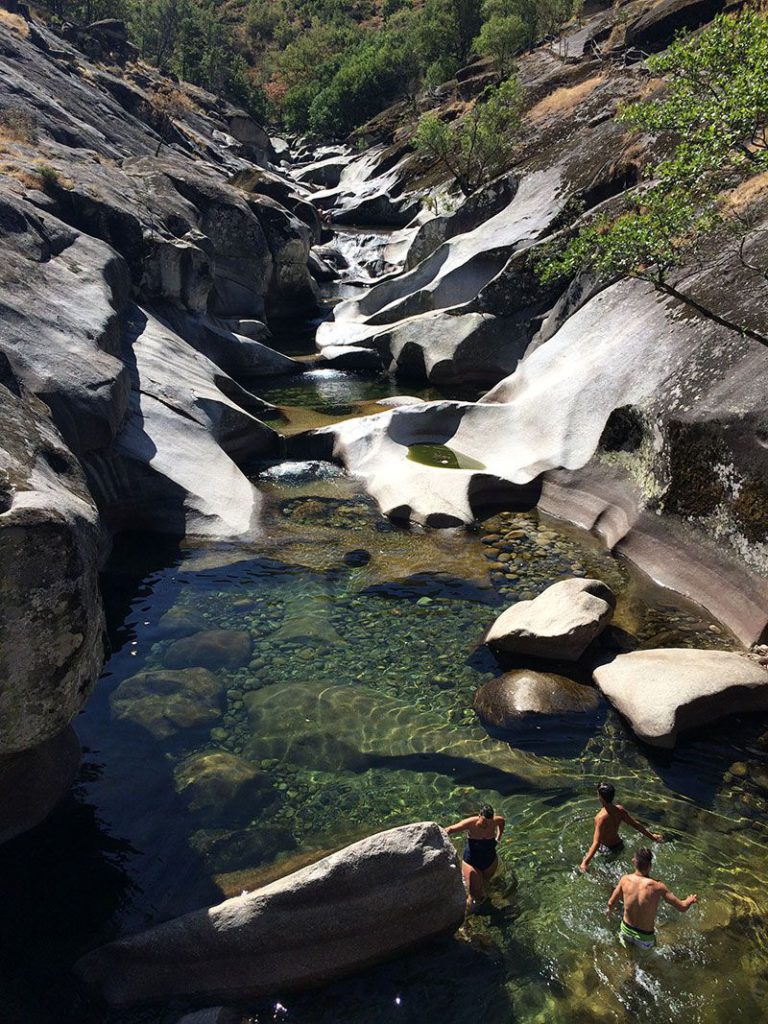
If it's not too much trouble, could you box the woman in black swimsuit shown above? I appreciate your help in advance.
[444,804,505,907]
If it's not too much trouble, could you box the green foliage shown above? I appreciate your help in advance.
[37,164,60,190]
[307,37,419,136]
[41,0,128,22]
[475,13,529,73]
[536,9,768,289]
[37,0,578,135]
[622,9,768,187]
[123,1,269,119]
[415,76,524,194]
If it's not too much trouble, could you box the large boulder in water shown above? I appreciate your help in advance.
[162,630,252,670]
[483,578,616,662]
[474,670,600,728]
[76,821,466,1007]
[593,648,768,748]
[109,669,224,739]
[174,751,278,824]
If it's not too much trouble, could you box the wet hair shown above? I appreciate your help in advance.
[635,847,653,869]
[479,804,494,819]
[597,781,615,803]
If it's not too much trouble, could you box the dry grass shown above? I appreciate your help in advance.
[0,107,37,144]
[151,85,200,118]
[0,9,29,37]
[0,159,73,192]
[526,75,605,123]
[722,171,768,216]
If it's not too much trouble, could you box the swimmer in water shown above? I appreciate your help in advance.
[579,781,663,873]
[607,846,698,950]
[444,804,505,909]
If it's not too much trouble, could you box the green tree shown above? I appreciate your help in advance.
[475,13,529,73]
[308,34,419,136]
[535,8,768,347]
[415,76,524,194]
[417,0,483,78]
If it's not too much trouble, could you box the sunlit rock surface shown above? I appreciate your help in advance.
[593,649,768,747]
[76,821,466,1006]
[484,578,616,662]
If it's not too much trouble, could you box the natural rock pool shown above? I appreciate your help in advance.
[3,376,767,1024]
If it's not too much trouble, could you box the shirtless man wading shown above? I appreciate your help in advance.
[579,781,663,873]
[607,847,698,949]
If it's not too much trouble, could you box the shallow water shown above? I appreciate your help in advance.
[2,454,767,1024]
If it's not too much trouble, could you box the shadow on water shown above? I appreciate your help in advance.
[0,776,137,1024]
[243,929,527,1024]
[642,713,768,810]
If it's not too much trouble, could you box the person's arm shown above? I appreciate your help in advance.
[662,887,698,912]
[444,816,475,836]
[579,822,601,873]
[495,816,506,841]
[621,807,663,843]
[606,879,623,916]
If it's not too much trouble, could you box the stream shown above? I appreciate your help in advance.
[2,229,767,1024]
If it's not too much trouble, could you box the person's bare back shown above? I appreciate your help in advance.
[594,804,625,847]
[616,871,667,932]
[580,781,663,873]
[607,847,697,950]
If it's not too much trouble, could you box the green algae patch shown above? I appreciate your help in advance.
[406,443,486,470]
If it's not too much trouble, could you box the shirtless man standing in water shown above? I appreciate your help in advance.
[579,781,663,873]
[607,847,698,949]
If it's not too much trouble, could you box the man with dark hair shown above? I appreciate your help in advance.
[579,780,663,872]
[607,847,698,949]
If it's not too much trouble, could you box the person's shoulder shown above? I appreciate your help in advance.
[615,803,628,814]
[494,815,505,824]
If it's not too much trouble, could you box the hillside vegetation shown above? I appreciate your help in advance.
[34,0,583,134]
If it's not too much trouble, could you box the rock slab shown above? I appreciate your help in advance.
[76,821,466,1007]
[593,648,768,747]
[484,578,616,662]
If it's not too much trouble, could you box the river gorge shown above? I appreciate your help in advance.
[2,3,768,1022]
[2,246,768,1022]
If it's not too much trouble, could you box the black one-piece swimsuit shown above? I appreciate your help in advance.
[463,836,497,871]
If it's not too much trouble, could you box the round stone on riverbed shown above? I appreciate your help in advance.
[474,671,600,728]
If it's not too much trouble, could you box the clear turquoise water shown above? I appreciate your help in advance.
[2,457,766,1024]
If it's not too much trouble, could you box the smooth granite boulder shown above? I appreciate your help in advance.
[76,821,466,1007]
[593,649,768,748]
[474,670,600,727]
[0,370,104,755]
[484,578,616,662]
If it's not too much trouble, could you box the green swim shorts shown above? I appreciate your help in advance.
[619,919,656,951]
